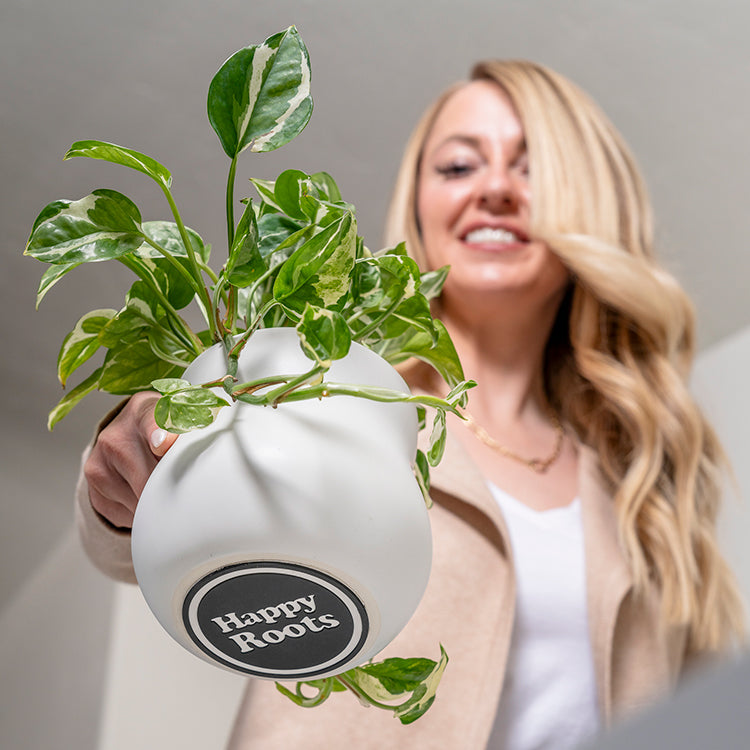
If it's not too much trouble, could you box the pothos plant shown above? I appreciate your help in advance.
[25,26,474,724]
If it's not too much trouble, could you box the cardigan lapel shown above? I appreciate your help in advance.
[577,444,634,723]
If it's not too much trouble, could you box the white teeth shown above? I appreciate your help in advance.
[464,227,518,243]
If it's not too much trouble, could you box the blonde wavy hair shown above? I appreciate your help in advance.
[385,60,745,653]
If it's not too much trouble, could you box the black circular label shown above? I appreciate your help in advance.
[182,561,369,679]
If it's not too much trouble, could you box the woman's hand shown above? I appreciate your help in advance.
[84,391,179,529]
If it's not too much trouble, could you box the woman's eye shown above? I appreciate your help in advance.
[435,162,475,179]
[515,155,530,178]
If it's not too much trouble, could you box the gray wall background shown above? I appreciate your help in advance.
[1,1,749,748]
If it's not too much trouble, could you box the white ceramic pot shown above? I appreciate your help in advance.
[132,327,432,681]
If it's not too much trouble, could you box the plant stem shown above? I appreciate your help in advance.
[271,381,462,415]
[119,257,202,355]
[226,155,239,250]
[200,261,220,285]
[225,285,237,330]
[351,293,406,341]
[139,235,203,296]
[334,675,403,713]
[261,365,326,406]
[245,299,279,340]
[159,184,217,341]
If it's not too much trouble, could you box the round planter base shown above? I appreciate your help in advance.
[181,559,371,680]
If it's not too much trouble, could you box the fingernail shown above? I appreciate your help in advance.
[150,428,167,450]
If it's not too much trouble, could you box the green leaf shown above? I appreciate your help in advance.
[147,326,195,367]
[25,189,144,265]
[47,367,103,430]
[348,252,425,336]
[137,221,209,262]
[35,261,81,307]
[99,339,182,394]
[378,320,465,388]
[427,410,447,466]
[336,645,448,725]
[393,646,449,725]
[378,294,436,342]
[225,201,265,287]
[310,171,342,203]
[357,656,439,693]
[249,177,284,213]
[97,306,150,348]
[153,386,229,433]
[273,212,356,311]
[296,304,351,365]
[445,379,476,410]
[125,279,162,323]
[123,221,208,312]
[419,265,450,301]
[207,26,312,157]
[57,308,117,386]
[273,169,316,220]
[257,213,304,261]
[414,449,432,509]
[64,140,172,189]
[151,378,192,394]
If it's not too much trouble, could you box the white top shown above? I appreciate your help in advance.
[486,483,600,750]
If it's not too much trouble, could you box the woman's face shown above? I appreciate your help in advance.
[417,80,569,313]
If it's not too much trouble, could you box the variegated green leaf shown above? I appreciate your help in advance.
[273,169,315,220]
[377,320,465,388]
[350,251,420,314]
[57,308,117,386]
[445,379,476,410]
[273,212,356,311]
[309,171,342,203]
[25,189,143,265]
[250,177,284,212]
[207,26,312,157]
[64,140,172,189]
[414,449,432,508]
[377,294,436,342]
[100,339,181,394]
[97,306,150,348]
[427,409,447,466]
[257,213,304,260]
[394,646,449,724]
[136,221,208,262]
[418,265,450,301]
[47,367,103,430]
[151,378,192,394]
[147,327,195,367]
[225,201,265,287]
[154,387,229,433]
[35,261,81,307]
[296,304,351,365]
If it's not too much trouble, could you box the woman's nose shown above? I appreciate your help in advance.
[478,168,519,213]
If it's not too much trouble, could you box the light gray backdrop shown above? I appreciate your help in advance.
[1,1,748,748]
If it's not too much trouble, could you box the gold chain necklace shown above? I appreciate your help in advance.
[462,408,565,474]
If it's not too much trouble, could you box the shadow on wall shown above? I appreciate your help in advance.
[0,525,113,750]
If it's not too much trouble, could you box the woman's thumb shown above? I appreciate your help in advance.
[149,426,178,457]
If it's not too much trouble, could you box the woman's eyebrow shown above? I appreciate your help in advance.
[427,134,527,159]
[429,134,482,154]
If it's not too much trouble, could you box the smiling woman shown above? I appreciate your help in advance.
[378,58,746,750]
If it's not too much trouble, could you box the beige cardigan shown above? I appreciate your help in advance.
[75,413,689,749]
